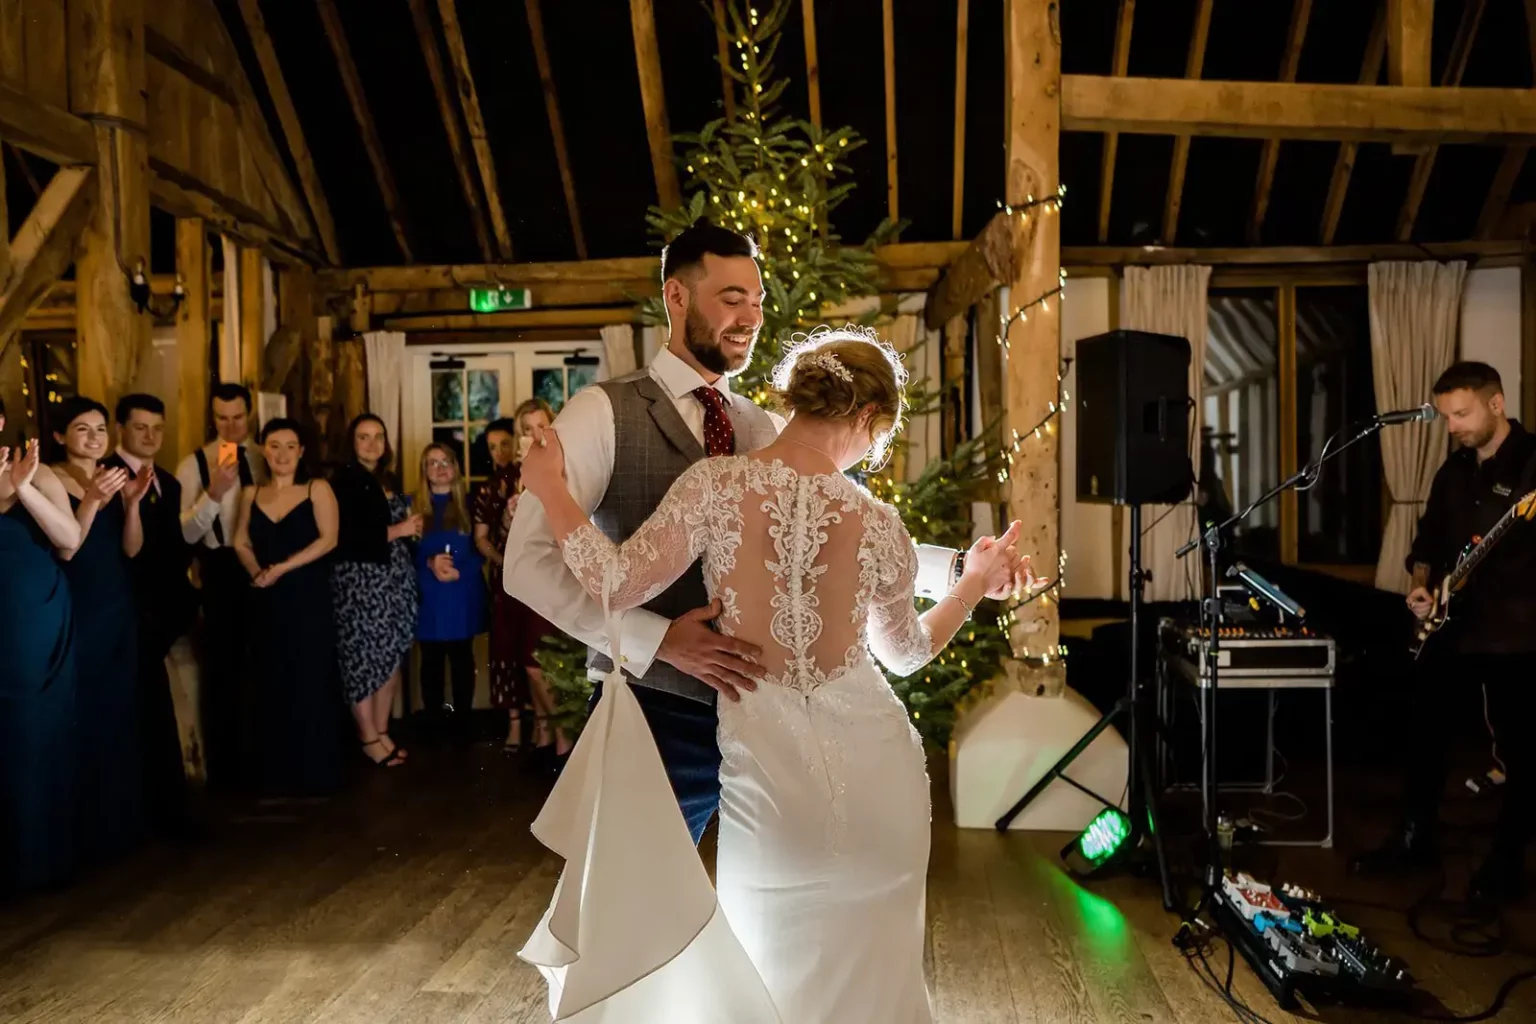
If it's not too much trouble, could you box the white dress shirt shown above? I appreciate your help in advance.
[176,441,267,549]
[504,346,960,681]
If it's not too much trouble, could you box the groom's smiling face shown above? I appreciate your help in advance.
[677,253,764,378]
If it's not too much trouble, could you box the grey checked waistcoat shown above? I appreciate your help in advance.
[587,370,780,704]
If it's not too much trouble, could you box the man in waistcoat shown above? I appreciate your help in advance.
[505,220,1027,842]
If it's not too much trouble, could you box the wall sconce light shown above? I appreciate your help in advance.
[129,260,186,318]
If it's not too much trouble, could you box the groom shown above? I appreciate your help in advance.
[505,219,1026,842]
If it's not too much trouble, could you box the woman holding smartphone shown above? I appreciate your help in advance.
[413,444,485,738]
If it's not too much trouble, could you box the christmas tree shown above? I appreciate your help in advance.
[539,0,1042,747]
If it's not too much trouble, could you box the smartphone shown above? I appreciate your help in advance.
[217,440,238,466]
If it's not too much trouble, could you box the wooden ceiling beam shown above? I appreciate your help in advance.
[1320,4,1387,244]
[234,0,339,263]
[802,0,821,130]
[1162,0,1213,245]
[383,307,638,331]
[1097,0,1134,243]
[1395,0,1485,241]
[1063,239,1526,267]
[317,0,411,263]
[407,0,493,262]
[1063,76,1536,143]
[882,0,899,230]
[950,0,969,240]
[923,211,1014,329]
[0,79,96,165]
[0,134,9,289]
[1250,0,1312,244]
[1388,0,1433,87]
[526,0,587,260]
[0,166,95,353]
[1477,0,1536,239]
[629,0,682,212]
[437,0,514,259]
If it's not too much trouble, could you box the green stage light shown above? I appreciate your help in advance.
[1071,808,1133,871]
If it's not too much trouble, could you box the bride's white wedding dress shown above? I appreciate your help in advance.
[520,456,939,1023]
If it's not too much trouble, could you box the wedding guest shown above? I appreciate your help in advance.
[51,396,152,863]
[413,443,485,738]
[0,413,79,895]
[104,393,194,835]
[0,399,81,553]
[330,414,419,767]
[176,383,267,788]
[232,419,343,794]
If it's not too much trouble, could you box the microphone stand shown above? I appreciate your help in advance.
[1174,416,1384,896]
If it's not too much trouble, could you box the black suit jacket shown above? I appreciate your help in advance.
[103,452,195,651]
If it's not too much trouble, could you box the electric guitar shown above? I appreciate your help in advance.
[1409,488,1536,658]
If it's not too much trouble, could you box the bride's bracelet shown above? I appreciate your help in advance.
[942,592,974,620]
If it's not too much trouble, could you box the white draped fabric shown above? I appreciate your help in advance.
[1118,265,1212,603]
[599,325,638,380]
[219,236,241,382]
[362,331,407,446]
[1369,261,1465,593]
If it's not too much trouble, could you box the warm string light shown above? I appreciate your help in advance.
[997,274,1068,350]
[996,358,1071,483]
[995,183,1067,221]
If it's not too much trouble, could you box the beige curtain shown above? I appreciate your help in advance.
[1119,265,1212,603]
[362,330,407,449]
[600,324,638,380]
[1370,261,1465,593]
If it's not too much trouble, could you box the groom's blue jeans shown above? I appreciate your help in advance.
[589,682,721,845]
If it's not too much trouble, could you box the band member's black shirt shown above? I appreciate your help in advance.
[1407,419,1536,654]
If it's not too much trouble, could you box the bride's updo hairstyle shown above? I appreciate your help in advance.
[769,325,909,470]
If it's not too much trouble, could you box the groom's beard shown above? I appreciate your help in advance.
[684,305,756,377]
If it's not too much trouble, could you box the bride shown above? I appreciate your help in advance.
[516,328,1023,1022]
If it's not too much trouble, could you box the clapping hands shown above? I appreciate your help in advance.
[84,465,129,504]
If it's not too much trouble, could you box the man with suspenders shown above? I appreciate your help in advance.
[175,383,267,789]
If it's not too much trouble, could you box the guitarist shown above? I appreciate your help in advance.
[1352,361,1536,908]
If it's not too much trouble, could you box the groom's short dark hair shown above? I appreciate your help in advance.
[661,218,758,282]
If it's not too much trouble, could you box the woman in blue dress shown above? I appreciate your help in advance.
[49,396,152,865]
[0,423,84,896]
[412,443,485,738]
[232,418,343,795]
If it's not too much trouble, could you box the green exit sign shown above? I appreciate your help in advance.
[469,286,531,312]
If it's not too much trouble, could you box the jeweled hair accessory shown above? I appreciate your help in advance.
[803,350,854,383]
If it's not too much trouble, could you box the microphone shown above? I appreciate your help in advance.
[1226,562,1305,621]
[1375,403,1437,425]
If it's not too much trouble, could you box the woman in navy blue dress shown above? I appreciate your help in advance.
[50,396,152,865]
[0,427,83,895]
[412,443,485,736]
[232,418,343,794]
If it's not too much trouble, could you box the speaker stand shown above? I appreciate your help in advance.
[995,505,1177,912]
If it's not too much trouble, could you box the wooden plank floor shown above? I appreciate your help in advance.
[2,740,1532,1022]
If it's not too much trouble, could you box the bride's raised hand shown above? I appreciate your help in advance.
[963,520,1023,597]
[518,423,567,501]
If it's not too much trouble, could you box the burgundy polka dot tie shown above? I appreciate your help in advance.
[693,386,736,457]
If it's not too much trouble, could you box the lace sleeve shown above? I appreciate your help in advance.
[560,459,715,612]
[866,503,936,676]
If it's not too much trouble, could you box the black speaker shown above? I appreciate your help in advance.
[1075,329,1193,505]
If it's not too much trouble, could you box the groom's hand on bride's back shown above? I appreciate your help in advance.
[658,598,763,702]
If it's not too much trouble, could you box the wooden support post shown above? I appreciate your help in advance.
[1098,0,1134,244]
[407,0,493,262]
[1250,0,1312,244]
[526,0,587,259]
[1396,0,1485,241]
[310,314,337,461]
[0,166,95,352]
[236,0,340,264]
[881,0,899,230]
[438,0,514,260]
[70,0,150,414]
[1162,0,1213,245]
[950,0,968,240]
[0,133,9,288]
[1278,283,1298,564]
[173,218,209,463]
[239,247,265,390]
[317,0,412,263]
[1002,0,1060,660]
[1388,0,1433,87]
[802,0,821,131]
[275,262,316,419]
[629,0,681,212]
[1523,257,1536,423]
[712,0,736,123]
[1320,4,1387,244]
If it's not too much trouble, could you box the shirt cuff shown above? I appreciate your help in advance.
[615,608,672,679]
[913,543,960,599]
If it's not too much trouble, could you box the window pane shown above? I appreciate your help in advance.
[432,425,467,475]
[432,370,463,422]
[467,423,493,479]
[567,364,597,398]
[467,369,501,421]
[533,367,566,412]
[1295,287,1382,564]
[1204,289,1281,561]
